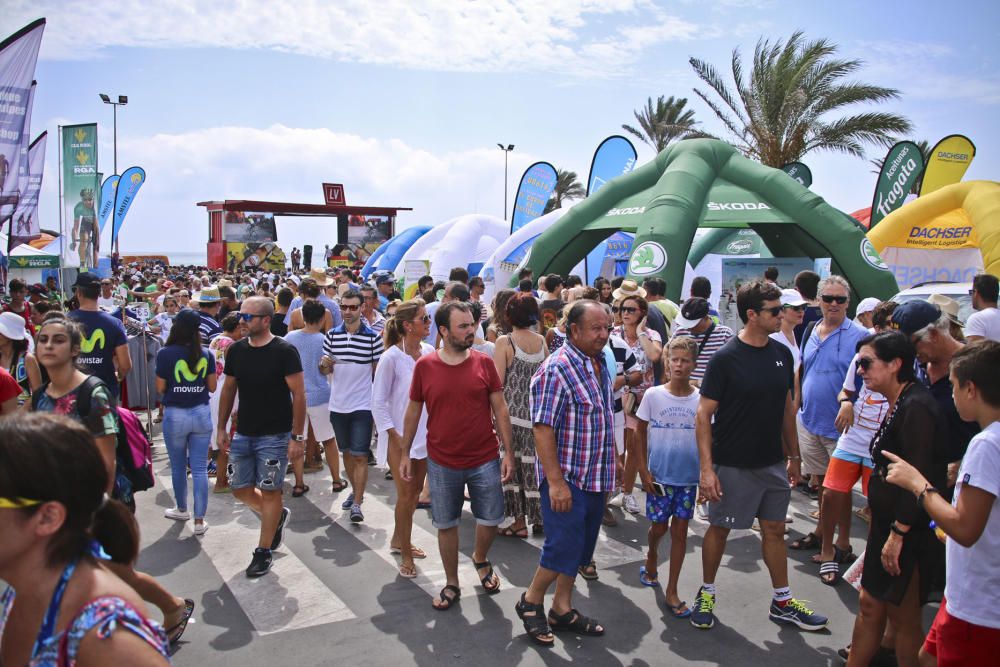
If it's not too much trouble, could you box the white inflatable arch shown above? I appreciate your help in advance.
[399,214,508,295]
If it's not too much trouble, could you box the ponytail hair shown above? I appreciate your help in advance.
[383,298,425,348]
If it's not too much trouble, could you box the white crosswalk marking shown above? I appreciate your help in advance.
[154,469,356,636]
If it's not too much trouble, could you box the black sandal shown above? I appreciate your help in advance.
[292,484,309,497]
[515,593,555,646]
[330,479,348,493]
[434,584,460,611]
[789,532,820,550]
[164,598,195,645]
[578,561,599,581]
[548,608,604,636]
[474,560,501,595]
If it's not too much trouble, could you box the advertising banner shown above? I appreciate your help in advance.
[346,213,392,253]
[110,166,145,249]
[780,162,813,189]
[587,135,637,196]
[919,135,975,197]
[0,20,45,221]
[869,141,925,229]
[720,257,813,331]
[61,124,99,269]
[11,81,35,215]
[8,131,45,249]
[225,241,285,272]
[403,259,430,299]
[510,162,558,234]
[223,210,276,243]
[98,174,119,233]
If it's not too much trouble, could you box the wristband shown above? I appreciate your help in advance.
[839,397,853,404]
[917,484,939,505]
[786,456,801,461]
[890,522,909,536]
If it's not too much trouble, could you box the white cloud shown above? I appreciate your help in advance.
[4,0,702,77]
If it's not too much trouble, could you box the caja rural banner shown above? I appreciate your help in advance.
[0,20,45,222]
[510,162,557,234]
[587,135,637,196]
[98,174,119,233]
[869,141,925,229]
[780,161,813,189]
[919,135,975,197]
[61,123,99,270]
[8,131,45,249]
[111,166,145,249]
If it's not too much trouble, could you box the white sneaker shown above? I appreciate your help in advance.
[164,507,190,521]
[607,490,625,508]
[193,521,209,535]
[623,494,640,515]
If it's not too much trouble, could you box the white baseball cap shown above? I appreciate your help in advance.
[779,288,808,307]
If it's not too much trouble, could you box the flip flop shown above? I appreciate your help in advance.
[390,545,427,559]
[665,600,692,619]
[433,584,460,611]
[398,563,418,579]
[639,565,659,587]
[498,525,529,538]
[164,598,195,645]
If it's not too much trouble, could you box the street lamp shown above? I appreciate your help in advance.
[497,143,514,220]
[99,93,128,175]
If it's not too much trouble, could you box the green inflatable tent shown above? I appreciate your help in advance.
[515,139,898,304]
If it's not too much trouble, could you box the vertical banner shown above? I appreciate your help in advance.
[0,20,45,222]
[919,134,976,197]
[98,174,119,233]
[111,166,146,250]
[586,135,637,196]
[8,131,45,249]
[869,141,925,229]
[61,123,99,269]
[12,81,36,212]
[510,161,557,234]
[780,161,813,188]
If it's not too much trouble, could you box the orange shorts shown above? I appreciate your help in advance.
[822,453,872,496]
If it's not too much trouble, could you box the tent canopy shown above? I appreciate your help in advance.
[517,139,899,303]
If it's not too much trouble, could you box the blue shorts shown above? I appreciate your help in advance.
[539,479,604,577]
[426,457,504,530]
[646,484,697,523]
[228,432,290,492]
[330,410,374,456]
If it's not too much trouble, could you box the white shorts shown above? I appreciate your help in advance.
[307,403,336,442]
[614,411,625,456]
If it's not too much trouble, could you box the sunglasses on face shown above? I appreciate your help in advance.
[856,356,875,371]
[613,306,639,314]
[783,305,805,312]
[237,312,267,321]
[341,304,360,311]
[757,306,783,317]
[411,315,431,323]
[821,295,848,304]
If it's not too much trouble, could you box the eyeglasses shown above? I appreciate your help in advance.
[856,356,875,371]
[341,304,360,311]
[0,496,42,509]
[821,295,848,304]
[237,312,267,321]
[756,306,783,316]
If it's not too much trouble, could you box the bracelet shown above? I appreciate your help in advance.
[918,484,939,505]
[786,456,801,461]
[890,523,909,536]
[839,397,853,404]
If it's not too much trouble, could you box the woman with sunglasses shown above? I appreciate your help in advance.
[155,309,217,535]
[846,331,949,667]
[0,413,171,666]
[769,289,808,378]
[372,298,433,578]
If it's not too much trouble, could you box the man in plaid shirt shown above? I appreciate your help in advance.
[515,300,620,646]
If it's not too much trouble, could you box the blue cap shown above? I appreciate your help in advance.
[890,300,941,335]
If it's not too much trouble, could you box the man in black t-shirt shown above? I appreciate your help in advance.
[690,280,828,633]
[217,296,307,578]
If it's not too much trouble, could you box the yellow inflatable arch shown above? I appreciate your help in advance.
[867,181,1000,289]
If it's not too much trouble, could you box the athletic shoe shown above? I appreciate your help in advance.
[246,547,272,578]
[607,491,624,508]
[768,598,828,631]
[164,507,190,521]
[368,451,376,466]
[623,494,640,515]
[270,507,290,550]
[350,504,364,523]
[384,469,393,481]
[690,587,716,629]
[193,521,209,536]
[207,460,218,476]
[341,492,355,510]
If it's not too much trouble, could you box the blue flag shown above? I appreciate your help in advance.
[510,162,557,234]
[586,135,637,196]
[111,166,145,248]
[98,174,119,233]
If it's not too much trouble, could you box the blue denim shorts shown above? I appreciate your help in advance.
[538,479,604,577]
[228,431,290,492]
[426,457,504,530]
[330,410,374,456]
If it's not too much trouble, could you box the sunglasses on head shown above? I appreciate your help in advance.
[756,306,782,316]
[856,356,875,370]
[821,294,848,304]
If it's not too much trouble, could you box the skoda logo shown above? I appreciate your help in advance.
[629,242,667,276]
[861,239,889,271]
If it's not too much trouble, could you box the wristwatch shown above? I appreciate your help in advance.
[292,434,306,442]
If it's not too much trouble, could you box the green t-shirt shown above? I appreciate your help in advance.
[74,201,96,226]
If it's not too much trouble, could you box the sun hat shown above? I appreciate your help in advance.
[611,279,647,301]
[926,293,962,325]
[308,268,334,286]
[217,278,234,288]
[0,312,28,341]
[192,286,221,304]
[780,288,808,308]
[674,297,710,329]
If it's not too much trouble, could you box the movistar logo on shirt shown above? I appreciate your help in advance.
[80,329,105,353]
[174,357,208,383]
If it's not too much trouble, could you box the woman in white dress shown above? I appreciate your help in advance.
[372,298,433,578]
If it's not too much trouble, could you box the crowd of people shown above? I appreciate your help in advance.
[0,259,998,666]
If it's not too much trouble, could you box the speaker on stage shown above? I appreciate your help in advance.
[303,244,313,271]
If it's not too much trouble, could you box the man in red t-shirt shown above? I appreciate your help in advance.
[3,279,35,337]
[401,301,514,611]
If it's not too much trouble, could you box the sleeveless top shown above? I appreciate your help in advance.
[503,336,546,430]
[0,588,171,666]
[548,328,566,355]
[8,351,31,406]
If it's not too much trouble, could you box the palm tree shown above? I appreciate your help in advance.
[869,139,931,194]
[622,96,700,153]
[543,169,586,214]
[689,32,912,167]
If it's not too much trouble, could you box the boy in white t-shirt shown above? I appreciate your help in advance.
[884,340,1000,666]
[635,337,700,619]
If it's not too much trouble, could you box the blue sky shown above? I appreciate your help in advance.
[4,0,998,260]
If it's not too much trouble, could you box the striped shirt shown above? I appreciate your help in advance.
[322,321,384,413]
[607,334,638,413]
[195,309,222,347]
[671,323,735,382]
[530,340,617,493]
